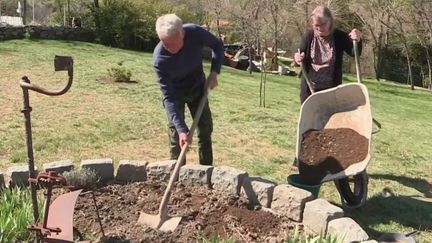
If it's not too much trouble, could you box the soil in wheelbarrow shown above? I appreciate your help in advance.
[298,128,368,185]
[72,181,293,242]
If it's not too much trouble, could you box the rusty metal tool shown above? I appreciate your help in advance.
[20,55,74,242]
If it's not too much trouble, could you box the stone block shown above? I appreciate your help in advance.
[241,177,276,208]
[43,160,74,174]
[271,184,314,222]
[80,158,114,182]
[146,160,176,182]
[179,164,213,186]
[303,198,344,234]
[211,166,248,195]
[115,160,148,182]
[327,217,369,243]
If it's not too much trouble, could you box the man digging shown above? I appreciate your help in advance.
[153,14,224,165]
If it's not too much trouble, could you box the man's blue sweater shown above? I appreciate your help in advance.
[153,24,224,134]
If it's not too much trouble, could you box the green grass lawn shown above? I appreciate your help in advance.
[0,39,431,241]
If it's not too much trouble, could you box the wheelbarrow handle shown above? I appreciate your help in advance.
[353,40,362,83]
[298,49,315,94]
[20,56,74,96]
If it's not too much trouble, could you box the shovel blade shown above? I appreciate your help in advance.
[159,216,182,232]
[137,212,182,232]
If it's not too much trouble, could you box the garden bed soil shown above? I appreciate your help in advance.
[71,181,293,242]
[298,128,368,185]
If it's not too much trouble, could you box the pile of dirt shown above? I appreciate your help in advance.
[298,128,368,184]
[72,181,293,242]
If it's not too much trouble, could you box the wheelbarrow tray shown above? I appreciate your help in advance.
[295,83,372,183]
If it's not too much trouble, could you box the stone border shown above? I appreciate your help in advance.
[0,159,376,243]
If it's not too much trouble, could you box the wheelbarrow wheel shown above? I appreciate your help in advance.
[334,171,368,208]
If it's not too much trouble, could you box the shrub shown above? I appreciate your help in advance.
[91,0,144,48]
[107,61,132,82]
[63,168,99,190]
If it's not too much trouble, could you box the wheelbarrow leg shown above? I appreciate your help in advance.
[334,170,368,208]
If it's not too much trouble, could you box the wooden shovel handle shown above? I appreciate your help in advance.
[157,89,209,217]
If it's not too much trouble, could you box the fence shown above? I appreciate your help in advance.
[0,16,23,26]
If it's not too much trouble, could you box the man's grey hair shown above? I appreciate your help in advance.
[155,14,183,39]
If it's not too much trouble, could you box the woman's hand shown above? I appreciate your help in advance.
[294,49,305,66]
[349,28,362,42]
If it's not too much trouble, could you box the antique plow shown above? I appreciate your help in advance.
[20,56,84,242]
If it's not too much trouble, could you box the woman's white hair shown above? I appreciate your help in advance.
[311,6,334,30]
[156,14,183,39]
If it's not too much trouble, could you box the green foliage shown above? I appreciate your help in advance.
[91,0,146,48]
[108,61,133,82]
[0,188,44,243]
[63,168,99,190]
[97,0,205,50]
[286,226,343,243]
[199,234,235,243]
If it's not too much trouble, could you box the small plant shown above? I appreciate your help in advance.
[0,187,44,243]
[63,168,99,190]
[24,28,32,39]
[107,61,132,82]
[199,234,235,243]
[286,226,343,243]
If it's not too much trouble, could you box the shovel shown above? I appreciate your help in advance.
[137,88,209,232]
[378,230,420,243]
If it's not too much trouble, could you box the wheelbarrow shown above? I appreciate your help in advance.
[292,41,373,208]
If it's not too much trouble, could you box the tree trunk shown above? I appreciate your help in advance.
[426,47,432,90]
[248,46,253,75]
[67,0,71,27]
[403,43,414,90]
[273,8,278,68]
[23,0,27,25]
[211,0,223,42]
[94,0,100,31]
[372,47,378,80]
[215,14,222,41]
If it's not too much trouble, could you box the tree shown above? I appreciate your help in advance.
[381,0,416,90]
[94,0,100,30]
[413,0,432,90]
[352,0,391,82]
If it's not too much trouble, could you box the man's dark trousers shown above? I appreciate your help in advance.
[165,89,213,165]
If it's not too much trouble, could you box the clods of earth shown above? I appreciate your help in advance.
[298,128,369,184]
[72,181,294,242]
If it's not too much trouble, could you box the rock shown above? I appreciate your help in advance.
[211,166,248,195]
[271,184,314,222]
[80,158,114,182]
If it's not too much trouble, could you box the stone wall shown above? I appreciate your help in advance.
[0,26,25,40]
[0,25,95,42]
[0,159,376,243]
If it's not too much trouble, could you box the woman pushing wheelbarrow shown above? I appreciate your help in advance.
[290,5,372,208]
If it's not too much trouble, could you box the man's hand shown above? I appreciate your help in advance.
[179,132,192,148]
[206,71,218,90]
[349,28,362,42]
